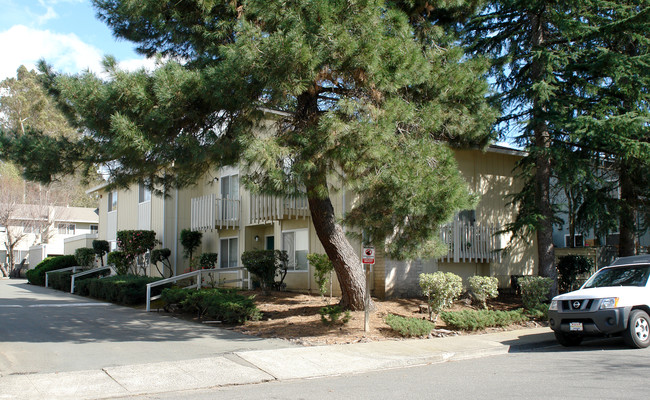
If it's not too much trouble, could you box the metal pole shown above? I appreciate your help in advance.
[364,263,370,333]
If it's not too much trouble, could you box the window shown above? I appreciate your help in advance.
[58,223,76,235]
[220,237,238,268]
[22,223,33,234]
[90,225,99,234]
[108,191,118,212]
[564,234,584,248]
[282,229,308,271]
[139,183,151,203]
[0,225,5,233]
[458,209,476,226]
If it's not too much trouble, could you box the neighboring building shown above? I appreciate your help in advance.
[0,204,99,270]
[87,144,538,299]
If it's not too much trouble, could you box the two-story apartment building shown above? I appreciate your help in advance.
[87,144,537,299]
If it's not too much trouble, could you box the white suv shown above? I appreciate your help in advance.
[548,255,650,348]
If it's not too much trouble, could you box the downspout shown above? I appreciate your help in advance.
[174,187,179,276]
[161,184,166,277]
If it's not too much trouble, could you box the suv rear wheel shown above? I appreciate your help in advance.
[623,310,650,349]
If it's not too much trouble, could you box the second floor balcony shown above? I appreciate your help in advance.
[439,216,501,263]
[249,194,310,224]
[191,194,240,231]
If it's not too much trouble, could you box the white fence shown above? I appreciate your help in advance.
[249,194,309,224]
[145,267,249,312]
[439,217,501,263]
[191,194,240,231]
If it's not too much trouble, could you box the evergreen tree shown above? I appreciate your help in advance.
[1,0,496,309]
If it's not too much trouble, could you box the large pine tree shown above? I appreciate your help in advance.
[1,0,496,309]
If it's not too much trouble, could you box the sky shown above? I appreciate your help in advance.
[0,0,153,81]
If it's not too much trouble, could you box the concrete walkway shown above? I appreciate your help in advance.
[0,279,558,399]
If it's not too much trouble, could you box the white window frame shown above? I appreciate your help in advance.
[108,190,118,212]
[58,223,76,235]
[564,234,584,248]
[282,229,309,272]
[90,225,99,234]
[138,183,152,204]
[219,236,239,269]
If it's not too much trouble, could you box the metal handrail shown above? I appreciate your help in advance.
[145,267,249,312]
[45,266,86,288]
[70,265,117,293]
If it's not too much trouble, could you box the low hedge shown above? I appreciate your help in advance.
[75,275,169,305]
[385,314,436,337]
[26,255,78,286]
[440,309,528,331]
[47,270,75,292]
[160,287,261,324]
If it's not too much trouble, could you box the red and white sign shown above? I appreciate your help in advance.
[362,247,375,264]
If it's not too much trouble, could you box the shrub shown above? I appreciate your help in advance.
[47,270,75,292]
[93,240,110,266]
[385,314,435,337]
[518,276,554,311]
[179,229,202,265]
[75,248,96,268]
[151,248,172,277]
[319,305,351,325]
[199,252,219,269]
[557,255,594,293]
[241,250,289,291]
[419,272,463,322]
[26,255,78,286]
[107,251,128,275]
[307,253,334,298]
[468,276,499,309]
[75,275,167,305]
[160,287,261,324]
[440,309,528,331]
[116,230,159,275]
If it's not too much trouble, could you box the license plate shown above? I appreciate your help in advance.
[570,322,583,332]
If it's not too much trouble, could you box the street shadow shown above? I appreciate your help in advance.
[0,281,274,345]
[504,332,634,353]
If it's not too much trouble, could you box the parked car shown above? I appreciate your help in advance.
[548,255,650,348]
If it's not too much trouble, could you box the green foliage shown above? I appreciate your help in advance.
[384,314,435,337]
[179,229,202,263]
[307,253,333,298]
[116,230,158,273]
[107,251,128,275]
[519,276,554,311]
[241,250,288,290]
[419,272,463,321]
[160,287,261,324]
[526,303,549,320]
[93,240,110,266]
[557,255,594,293]
[151,248,172,277]
[25,255,77,286]
[440,309,528,331]
[319,305,351,326]
[74,247,96,267]
[47,270,74,292]
[199,252,218,269]
[75,275,167,305]
[468,276,499,309]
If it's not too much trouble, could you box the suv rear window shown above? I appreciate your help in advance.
[583,265,650,288]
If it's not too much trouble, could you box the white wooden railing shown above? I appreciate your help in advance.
[191,194,240,231]
[439,218,501,263]
[250,194,309,224]
[71,265,117,293]
[145,267,249,312]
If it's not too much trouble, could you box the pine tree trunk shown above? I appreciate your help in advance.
[530,11,557,295]
[307,189,370,311]
[619,162,637,257]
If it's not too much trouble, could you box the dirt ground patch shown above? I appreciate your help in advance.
[228,291,544,346]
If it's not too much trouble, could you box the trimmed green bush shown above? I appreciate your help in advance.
[419,271,463,321]
[75,275,168,305]
[241,250,289,290]
[319,305,351,325]
[199,252,218,269]
[468,276,499,309]
[160,287,261,324]
[107,251,128,275]
[519,276,554,311]
[385,314,436,337]
[93,240,110,266]
[26,255,78,286]
[307,253,334,298]
[440,309,528,331]
[75,247,96,267]
[47,270,75,292]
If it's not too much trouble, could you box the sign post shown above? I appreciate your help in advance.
[362,247,375,333]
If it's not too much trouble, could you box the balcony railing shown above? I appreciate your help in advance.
[250,194,310,224]
[439,217,501,263]
[191,194,240,231]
